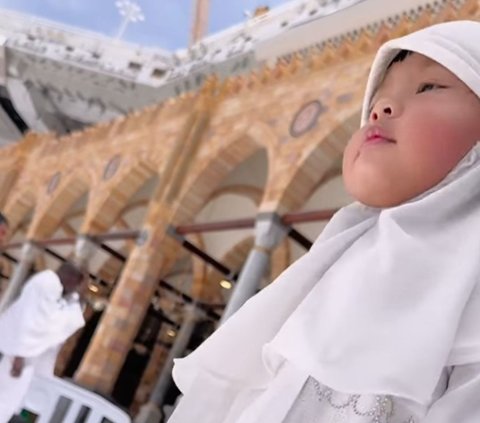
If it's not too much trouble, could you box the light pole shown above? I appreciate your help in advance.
[115,0,145,40]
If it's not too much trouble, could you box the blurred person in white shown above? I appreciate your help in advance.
[0,262,86,422]
[0,213,10,297]
[168,21,480,423]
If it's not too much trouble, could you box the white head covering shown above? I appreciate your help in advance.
[362,20,480,124]
[172,20,480,408]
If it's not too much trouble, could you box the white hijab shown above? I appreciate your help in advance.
[172,20,480,406]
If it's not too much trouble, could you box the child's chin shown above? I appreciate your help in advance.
[351,188,409,209]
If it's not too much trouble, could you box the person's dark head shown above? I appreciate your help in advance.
[0,213,9,246]
[57,261,85,295]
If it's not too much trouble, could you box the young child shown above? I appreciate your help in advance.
[168,20,480,422]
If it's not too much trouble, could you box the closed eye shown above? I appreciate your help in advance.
[416,82,447,94]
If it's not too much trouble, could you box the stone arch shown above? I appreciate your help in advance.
[208,185,263,206]
[270,237,291,281]
[189,234,208,299]
[0,188,34,290]
[117,173,160,234]
[309,166,344,197]
[83,160,157,234]
[172,124,274,225]
[266,109,360,213]
[178,143,269,304]
[27,173,91,239]
[159,253,195,319]
[200,236,254,303]
[96,253,125,288]
[286,173,352,263]
[4,188,36,235]
[0,169,19,209]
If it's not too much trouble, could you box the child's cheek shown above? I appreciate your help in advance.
[342,136,356,171]
[406,120,476,183]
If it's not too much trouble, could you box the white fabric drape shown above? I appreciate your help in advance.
[173,144,480,406]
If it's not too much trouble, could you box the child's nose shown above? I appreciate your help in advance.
[370,99,397,121]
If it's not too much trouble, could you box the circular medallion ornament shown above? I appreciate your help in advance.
[47,172,61,195]
[103,154,122,181]
[290,100,327,138]
[336,92,354,104]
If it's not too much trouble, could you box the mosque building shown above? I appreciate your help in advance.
[0,0,477,418]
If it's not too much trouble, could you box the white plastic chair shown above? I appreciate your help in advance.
[20,374,131,423]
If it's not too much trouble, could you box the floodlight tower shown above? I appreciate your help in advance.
[115,0,145,39]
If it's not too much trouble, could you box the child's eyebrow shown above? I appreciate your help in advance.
[369,62,449,104]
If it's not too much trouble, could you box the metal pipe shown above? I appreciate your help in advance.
[287,228,313,250]
[90,230,140,242]
[168,226,236,279]
[282,208,338,224]
[177,217,254,234]
[176,208,338,235]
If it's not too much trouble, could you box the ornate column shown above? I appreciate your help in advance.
[74,223,180,394]
[221,212,287,323]
[74,103,209,394]
[73,234,96,269]
[0,241,39,313]
[135,304,204,423]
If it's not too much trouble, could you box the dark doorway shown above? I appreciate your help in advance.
[111,306,163,408]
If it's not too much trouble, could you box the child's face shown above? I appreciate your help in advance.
[343,53,480,207]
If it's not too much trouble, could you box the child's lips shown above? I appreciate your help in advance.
[363,126,396,146]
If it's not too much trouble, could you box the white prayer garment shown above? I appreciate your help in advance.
[0,270,85,422]
[168,21,480,423]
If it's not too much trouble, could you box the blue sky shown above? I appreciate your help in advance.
[0,0,291,50]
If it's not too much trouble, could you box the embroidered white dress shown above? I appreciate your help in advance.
[169,361,480,423]
[283,363,480,423]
